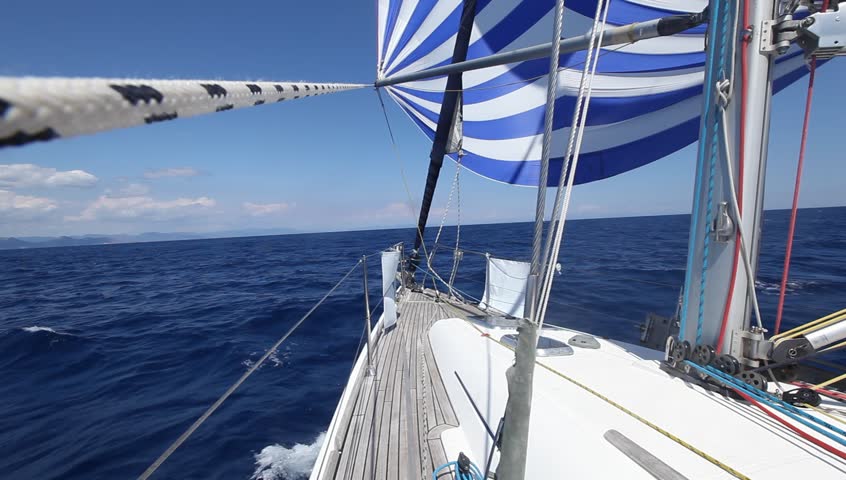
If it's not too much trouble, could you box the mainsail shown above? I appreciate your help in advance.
[377,0,812,186]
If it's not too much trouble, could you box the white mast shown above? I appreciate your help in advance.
[679,0,777,357]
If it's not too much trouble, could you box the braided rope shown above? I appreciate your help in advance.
[0,77,364,148]
[536,0,608,329]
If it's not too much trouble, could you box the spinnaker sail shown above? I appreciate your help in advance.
[377,0,811,186]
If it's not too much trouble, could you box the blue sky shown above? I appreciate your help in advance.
[1,0,844,237]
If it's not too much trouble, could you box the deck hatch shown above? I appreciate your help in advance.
[500,334,573,356]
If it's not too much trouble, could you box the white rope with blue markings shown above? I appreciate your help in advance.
[0,77,364,148]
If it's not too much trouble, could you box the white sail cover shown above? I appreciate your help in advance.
[382,249,401,329]
[480,257,531,318]
[377,0,810,186]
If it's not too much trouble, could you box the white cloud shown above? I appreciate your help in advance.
[368,202,415,220]
[242,202,292,216]
[106,183,150,197]
[67,194,215,221]
[144,167,200,179]
[0,189,57,215]
[0,164,97,188]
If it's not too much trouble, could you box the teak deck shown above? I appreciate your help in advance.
[321,289,461,480]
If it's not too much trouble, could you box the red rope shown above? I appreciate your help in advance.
[731,387,846,460]
[774,54,820,335]
[716,0,750,353]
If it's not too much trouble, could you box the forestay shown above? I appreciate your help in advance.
[376,0,812,186]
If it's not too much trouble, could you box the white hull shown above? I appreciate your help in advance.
[313,289,846,479]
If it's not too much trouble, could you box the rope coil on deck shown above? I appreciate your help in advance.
[0,77,364,148]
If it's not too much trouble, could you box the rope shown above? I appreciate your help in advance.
[731,388,846,460]
[138,260,361,480]
[803,403,846,427]
[716,108,764,333]
[313,295,378,477]
[428,156,464,299]
[775,56,819,335]
[686,362,846,445]
[715,0,748,353]
[680,0,729,341]
[375,88,450,293]
[460,320,749,479]
[447,161,463,294]
[815,373,846,390]
[823,340,846,353]
[697,0,732,345]
[773,308,846,341]
[536,0,609,329]
[0,77,363,148]
[530,0,569,286]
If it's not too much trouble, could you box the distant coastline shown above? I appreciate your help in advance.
[2,205,842,251]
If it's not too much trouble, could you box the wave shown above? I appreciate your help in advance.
[755,279,818,295]
[21,326,62,334]
[251,432,326,480]
[242,349,289,369]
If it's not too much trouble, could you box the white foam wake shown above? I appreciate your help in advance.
[21,326,58,334]
[251,432,326,480]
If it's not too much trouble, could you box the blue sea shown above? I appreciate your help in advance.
[1,207,844,479]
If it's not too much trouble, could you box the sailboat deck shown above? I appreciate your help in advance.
[320,289,460,480]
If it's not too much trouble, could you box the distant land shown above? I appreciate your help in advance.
[0,228,299,250]
[3,206,842,251]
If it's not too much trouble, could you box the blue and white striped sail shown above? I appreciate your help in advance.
[377,0,810,186]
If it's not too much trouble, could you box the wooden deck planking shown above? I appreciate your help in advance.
[323,290,460,480]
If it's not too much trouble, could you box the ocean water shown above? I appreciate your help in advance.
[1,207,844,479]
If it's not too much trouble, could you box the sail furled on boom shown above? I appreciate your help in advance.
[377,0,811,186]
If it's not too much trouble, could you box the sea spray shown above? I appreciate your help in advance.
[252,432,326,480]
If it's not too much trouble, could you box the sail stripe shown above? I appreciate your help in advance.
[378,0,812,186]
[384,0,435,71]
[381,0,405,64]
[385,0,462,75]
[386,3,464,76]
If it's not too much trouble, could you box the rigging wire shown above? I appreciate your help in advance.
[774,55,821,335]
[374,88,441,283]
[537,0,610,329]
[428,156,464,298]
[447,160,463,292]
[375,88,459,295]
[313,290,384,476]
[138,260,361,480]
[530,0,570,294]
[716,108,765,332]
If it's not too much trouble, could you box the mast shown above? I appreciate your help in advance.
[679,0,776,357]
[409,0,476,271]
